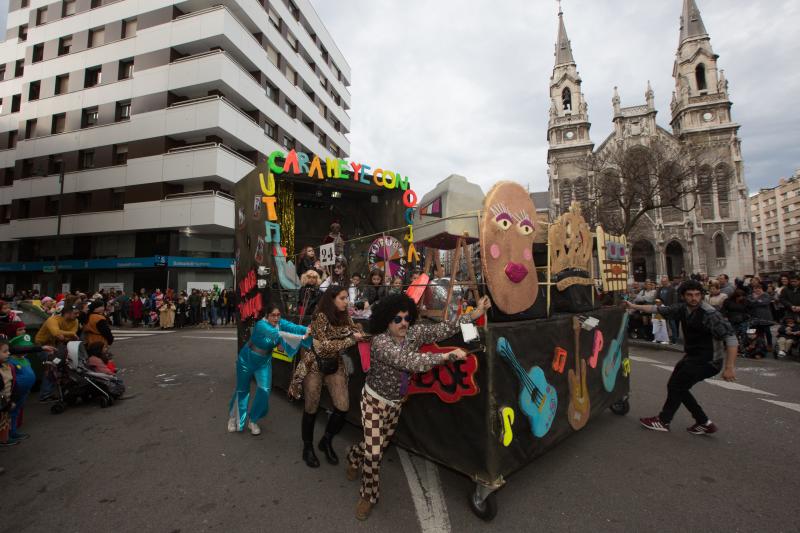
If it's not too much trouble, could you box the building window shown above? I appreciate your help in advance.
[111,190,124,210]
[79,149,95,169]
[713,234,725,258]
[18,24,28,41]
[287,33,299,52]
[32,43,44,62]
[266,44,279,67]
[11,94,21,113]
[91,0,101,8]
[282,135,294,150]
[113,144,128,165]
[81,107,99,128]
[264,121,276,140]
[76,192,90,211]
[84,66,101,87]
[8,131,17,149]
[118,58,133,80]
[22,159,34,178]
[51,113,66,134]
[288,1,299,20]
[55,74,69,95]
[46,197,59,217]
[28,80,40,101]
[115,100,131,121]
[283,99,296,118]
[58,35,72,55]
[14,59,24,78]
[268,8,280,30]
[62,0,77,17]
[121,18,137,38]
[3,167,15,186]
[0,66,5,81]
[25,119,37,139]
[562,87,572,111]
[48,154,63,174]
[265,82,278,103]
[36,7,47,25]
[695,64,707,91]
[88,27,105,47]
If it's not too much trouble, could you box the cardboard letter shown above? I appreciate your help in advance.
[268,150,285,175]
[259,172,275,196]
[372,169,384,187]
[308,156,323,180]
[282,149,299,174]
[350,162,362,181]
[403,189,418,208]
[338,159,350,179]
[382,170,396,190]
[359,164,372,184]
[326,158,341,178]
[297,152,310,174]
[396,174,410,191]
[262,196,278,221]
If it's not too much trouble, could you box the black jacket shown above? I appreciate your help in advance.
[656,286,678,306]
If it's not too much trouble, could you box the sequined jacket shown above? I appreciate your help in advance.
[367,315,473,402]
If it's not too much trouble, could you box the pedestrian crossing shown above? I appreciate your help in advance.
[110,329,177,341]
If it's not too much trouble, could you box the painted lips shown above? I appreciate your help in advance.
[504,262,529,283]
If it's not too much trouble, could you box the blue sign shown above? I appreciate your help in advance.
[0,256,234,272]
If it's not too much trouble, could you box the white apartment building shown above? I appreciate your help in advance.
[0,0,350,294]
[751,170,800,275]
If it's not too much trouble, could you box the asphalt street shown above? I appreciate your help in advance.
[2,327,799,533]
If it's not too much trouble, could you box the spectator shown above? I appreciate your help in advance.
[779,275,800,319]
[296,245,322,279]
[348,273,363,305]
[175,296,187,329]
[86,342,115,375]
[389,276,404,295]
[35,304,79,346]
[705,280,728,310]
[0,339,15,447]
[321,261,348,292]
[716,274,734,297]
[776,316,800,358]
[159,298,176,329]
[748,284,774,350]
[657,276,679,343]
[188,290,201,326]
[131,293,144,328]
[363,270,388,306]
[632,279,657,340]
[773,274,790,323]
[742,328,768,359]
[723,289,749,346]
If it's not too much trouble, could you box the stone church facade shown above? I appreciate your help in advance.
[546,0,755,281]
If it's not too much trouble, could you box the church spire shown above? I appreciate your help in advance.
[554,4,575,66]
[679,0,708,44]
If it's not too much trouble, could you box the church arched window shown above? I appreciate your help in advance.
[559,180,573,213]
[714,233,726,258]
[695,64,707,91]
[562,87,572,111]
[715,164,732,218]
[698,165,714,219]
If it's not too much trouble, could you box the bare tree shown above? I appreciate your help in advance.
[581,140,707,236]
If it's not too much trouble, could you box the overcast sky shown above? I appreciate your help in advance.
[310,0,800,197]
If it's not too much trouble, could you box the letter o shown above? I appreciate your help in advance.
[403,189,418,208]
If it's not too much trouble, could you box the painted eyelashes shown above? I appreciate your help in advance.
[490,203,535,235]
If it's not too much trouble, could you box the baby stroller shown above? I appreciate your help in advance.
[45,341,125,414]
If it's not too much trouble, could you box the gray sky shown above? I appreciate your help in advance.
[310,0,800,197]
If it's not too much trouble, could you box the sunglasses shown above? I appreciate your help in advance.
[392,315,411,324]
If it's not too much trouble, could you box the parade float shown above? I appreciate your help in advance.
[234,151,631,521]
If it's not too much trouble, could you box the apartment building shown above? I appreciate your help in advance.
[751,170,800,275]
[0,0,350,294]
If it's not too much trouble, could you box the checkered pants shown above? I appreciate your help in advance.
[346,388,403,504]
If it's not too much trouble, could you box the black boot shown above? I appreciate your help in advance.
[318,409,347,465]
[302,411,320,468]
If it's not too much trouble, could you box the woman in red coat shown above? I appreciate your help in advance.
[130,295,144,327]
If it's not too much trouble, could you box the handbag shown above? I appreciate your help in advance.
[315,352,339,375]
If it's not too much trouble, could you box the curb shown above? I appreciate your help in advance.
[628,339,684,353]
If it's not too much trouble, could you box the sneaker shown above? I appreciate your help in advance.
[687,420,718,435]
[639,416,670,432]
[355,497,373,521]
[227,417,239,433]
[9,433,30,441]
[659,341,670,345]
[0,440,20,447]
[248,421,261,436]
[777,350,787,359]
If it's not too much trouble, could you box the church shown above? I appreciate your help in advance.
[546,0,755,281]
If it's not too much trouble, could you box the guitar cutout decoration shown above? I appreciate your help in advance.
[602,312,630,392]
[406,344,480,403]
[497,337,557,438]
[567,316,591,431]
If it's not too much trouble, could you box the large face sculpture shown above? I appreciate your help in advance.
[480,182,539,314]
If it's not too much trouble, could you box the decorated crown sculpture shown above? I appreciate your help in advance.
[548,201,593,291]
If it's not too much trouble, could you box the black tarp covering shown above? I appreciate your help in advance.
[271,306,629,485]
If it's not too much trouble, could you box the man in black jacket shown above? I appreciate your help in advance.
[779,275,800,319]
[625,280,737,435]
[657,276,679,343]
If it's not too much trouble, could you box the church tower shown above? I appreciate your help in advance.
[547,6,594,219]
[670,0,753,276]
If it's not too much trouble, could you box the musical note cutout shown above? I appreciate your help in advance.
[552,347,567,374]
[500,407,515,447]
[622,357,631,378]
[589,329,604,369]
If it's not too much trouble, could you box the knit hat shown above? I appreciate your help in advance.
[89,299,106,312]
[9,333,34,348]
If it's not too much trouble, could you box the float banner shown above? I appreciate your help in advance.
[272,306,630,483]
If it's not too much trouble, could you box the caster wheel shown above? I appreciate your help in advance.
[51,402,65,415]
[610,398,630,416]
[100,397,111,408]
[468,489,498,522]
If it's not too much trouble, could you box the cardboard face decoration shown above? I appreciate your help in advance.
[480,182,539,314]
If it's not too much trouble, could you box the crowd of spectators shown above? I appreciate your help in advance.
[627,271,800,359]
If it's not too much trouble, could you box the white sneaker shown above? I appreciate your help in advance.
[227,417,238,433]
[248,421,261,435]
[777,350,787,358]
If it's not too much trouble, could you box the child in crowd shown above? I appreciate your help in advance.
[389,276,404,295]
[0,339,16,447]
[776,316,800,358]
[86,342,117,375]
[742,329,768,359]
